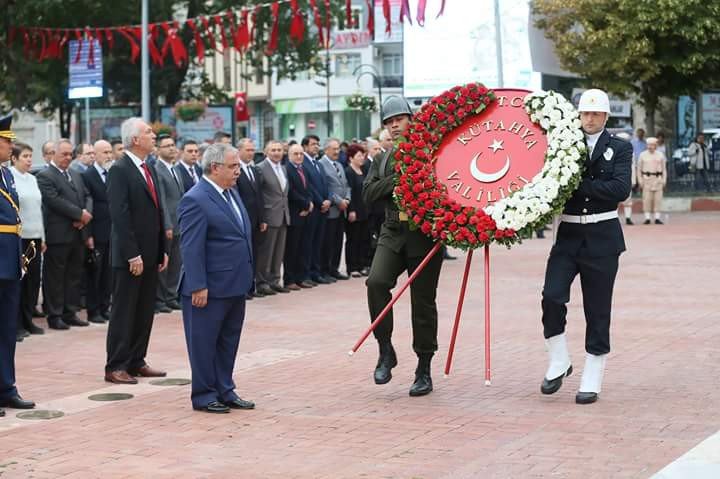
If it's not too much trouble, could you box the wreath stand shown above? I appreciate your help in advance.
[349,242,493,385]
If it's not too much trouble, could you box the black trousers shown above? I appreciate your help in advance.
[18,238,42,330]
[283,222,306,285]
[87,241,112,317]
[345,219,370,273]
[541,246,619,355]
[156,234,181,306]
[366,241,443,354]
[303,210,325,281]
[367,210,384,262]
[0,279,20,401]
[43,239,84,323]
[106,265,159,372]
[321,217,344,275]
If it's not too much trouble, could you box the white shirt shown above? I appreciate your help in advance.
[9,167,45,241]
[241,162,255,182]
[158,158,179,184]
[585,131,603,158]
[51,160,70,179]
[93,162,108,183]
[125,150,148,178]
[268,158,287,190]
[204,177,244,229]
[179,159,198,183]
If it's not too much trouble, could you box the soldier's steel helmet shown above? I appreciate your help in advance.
[382,95,413,123]
[577,89,611,114]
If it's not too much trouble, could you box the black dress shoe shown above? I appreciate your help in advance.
[0,407,4,417]
[101,311,111,321]
[245,294,254,300]
[409,353,434,397]
[575,392,598,404]
[253,290,265,298]
[88,314,106,324]
[154,305,173,314]
[16,331,26,342]
[331,271,350,280]
[625,218,634,225]
[256,285,276,296]
[48,318,70,330]
[223,398,255,410]
[271,284,290,293]
[655,219,664,225]
[299,281,315,288]
[64,316,89,327]
[360,267,370,277]
[195,401,230,414]
[0,395,36,409]
[643,219,651,225]
[312,276,331,285]
[32,308,46,318]
[374,342,398,385]
[541,365,573,395]
[26,322,44,334]
[166,300,182,310]
[321,275,337,283]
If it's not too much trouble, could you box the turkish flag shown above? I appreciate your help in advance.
[235,92,249,121]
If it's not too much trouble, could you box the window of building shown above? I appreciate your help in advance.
[382,53,402,76]
[223,50,232,91]
[334,53,362,77]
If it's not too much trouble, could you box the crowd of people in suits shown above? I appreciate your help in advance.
[3,127,403,346]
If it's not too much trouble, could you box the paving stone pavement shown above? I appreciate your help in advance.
[1,212,718,479]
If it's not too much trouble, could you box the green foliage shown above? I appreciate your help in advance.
[533,0,720,130]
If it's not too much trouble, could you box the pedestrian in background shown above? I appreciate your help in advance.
[637,137,667,224]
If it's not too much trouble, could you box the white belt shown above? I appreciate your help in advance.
[560,211,618,224]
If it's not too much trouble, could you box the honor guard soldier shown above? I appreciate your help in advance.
[0,114,36,417]
[540,89,632,404]
[363,96,444,397]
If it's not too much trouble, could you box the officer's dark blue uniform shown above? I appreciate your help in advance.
[0,114,35,416]
[540,89,632,406]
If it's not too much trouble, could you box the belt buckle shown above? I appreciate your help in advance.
[398,211,408,222]
[17,223,22,235]
[580,215,588,225]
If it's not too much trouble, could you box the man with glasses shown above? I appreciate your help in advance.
[154,135,184,313]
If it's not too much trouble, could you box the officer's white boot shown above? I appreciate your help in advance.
[576,353,607,404]
[540,333,572,395]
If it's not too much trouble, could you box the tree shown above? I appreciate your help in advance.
[0,0,341,135]
[533,0,720,134]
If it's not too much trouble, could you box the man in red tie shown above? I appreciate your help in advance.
[104,117,169,384]
[284,144,314,290]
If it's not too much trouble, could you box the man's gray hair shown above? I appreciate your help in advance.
[237,138,253,150]
[54,138,73,152]
[121,117,147,149]
[324,137,340,149]
[366,137,379,147]
[378,129,391,141]
[201,143,237,174]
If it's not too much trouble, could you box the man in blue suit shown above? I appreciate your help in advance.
[0,114,35,416]
[177,143,255,414]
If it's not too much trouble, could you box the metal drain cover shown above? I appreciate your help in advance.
[88,393,134,401]
[16,410,64,420]
[149,378,191,386]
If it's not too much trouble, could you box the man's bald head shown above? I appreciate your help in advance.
[93,139,113,168]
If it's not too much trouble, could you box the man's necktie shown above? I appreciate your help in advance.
[222,190,244,230]
[275,164,287,190]
[189,166,197,184]
[101,169,107,183]
[141,163,159,208]
[63,170,72,183]
[297,164,307,188]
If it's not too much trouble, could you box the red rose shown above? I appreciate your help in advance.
[429,120,438,129]
[404,192,414,202]
[394,163,402,172]
[418,192,429,201]
[439,126,447,134]
[440,231,448,240]
[505,229,516,238]
[467,233,478,244]
[469,216,479,225]
[483,97,491,105]
[434,208,445,217]
[403,156,413,165]
[415,123,426,132]
[421,222,432,234]
[413,215,422,224]
[451,203,462,212]
[443,212,454,222]
[478,86,488,94]
[457,97,467,106]
[425,200,435,210]
[412,183,423,193]
[479,232,490,242]
[422,132,432,142]
[416,150,427,159]
[436,112,447,121]
[456,214,467,225]
[423,180,433,189]
[446,103,456,113]
[448,223,458,232]
[494,230,504,239]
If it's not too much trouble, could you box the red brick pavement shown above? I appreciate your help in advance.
[1,212,718,478]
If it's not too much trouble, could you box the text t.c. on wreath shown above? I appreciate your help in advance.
[393,84,587,250]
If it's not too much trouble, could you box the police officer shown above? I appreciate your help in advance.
[0,114,36,417]
[363,96,444,397]
[540,89,632,405]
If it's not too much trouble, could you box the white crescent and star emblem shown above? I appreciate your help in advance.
[468,138,511,183]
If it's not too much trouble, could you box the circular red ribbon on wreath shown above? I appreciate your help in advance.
[394,84,549,249]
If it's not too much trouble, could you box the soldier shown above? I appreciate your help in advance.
[637,137,667,224]
[0,114,36,417]
[363,96,444,397]
[540,89,632,405]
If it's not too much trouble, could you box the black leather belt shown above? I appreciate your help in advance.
[642,172,662,177]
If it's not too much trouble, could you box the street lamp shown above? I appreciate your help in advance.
[353,64,383,128]
[314,49,333,137]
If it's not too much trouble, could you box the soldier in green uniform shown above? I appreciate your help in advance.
[362,96,444,397]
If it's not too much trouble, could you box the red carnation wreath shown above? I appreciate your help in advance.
[393,83,517,250]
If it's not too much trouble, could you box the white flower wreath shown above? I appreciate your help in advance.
[484,91,587,236]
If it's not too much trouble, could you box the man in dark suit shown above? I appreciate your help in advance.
[255,141,291,295]
[540,89,632,405]
[154,134,184,313]
[177,143,255,414]
[105,118,169,385]
[301,135,333,285]
[36,139,93,330]
[0,114,35,415]
[235,138,265,298]
[81,140,113,323]
[284,144,314,290]
[318,139,351,281]
[174,140,203,194]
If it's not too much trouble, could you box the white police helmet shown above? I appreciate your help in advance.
[578,89,611,114]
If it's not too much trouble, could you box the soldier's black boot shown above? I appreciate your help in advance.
[374,341,397,385]
[409,353,433,397]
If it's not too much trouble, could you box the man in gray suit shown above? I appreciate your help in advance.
[318,138,351,280]
[154,134,184,313]
[36,139,93,330]
[256,140,291,295]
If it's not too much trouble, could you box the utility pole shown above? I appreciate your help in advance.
[141,0,150,122]
[494,0,504,88]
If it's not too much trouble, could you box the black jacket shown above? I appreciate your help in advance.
[36,165,92,244]
[82,165,111,243]
[286,162,313,225]
[556,130,632,257]
[235,164,264,230]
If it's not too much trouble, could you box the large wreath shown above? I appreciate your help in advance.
[393,83,586,250]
